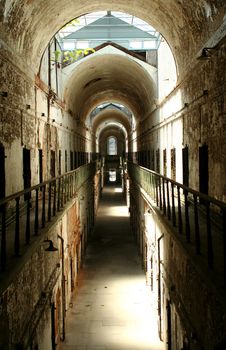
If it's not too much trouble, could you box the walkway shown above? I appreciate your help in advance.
[60,184,164,350]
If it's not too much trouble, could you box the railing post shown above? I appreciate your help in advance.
[206,201,213,269]
[15,197,20,256]
[162,178,166,215]
[223,209,226,286]
[184,191,190,243]
[159,176,162,210]
[34,189,39,235]
[177,186,183,234]
[53,180,56,216]
[171,183,176,227]
[42,185,46,228]
[62,177,65,206]
[1,204,6,270]
[48,182,52,222]
[166,180,171,220]
[193,194,200,254]
[57,178,61,211]
[25,197,31,245]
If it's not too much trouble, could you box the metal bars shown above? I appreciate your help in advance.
[0,162,98,271]
[127,161,226,287]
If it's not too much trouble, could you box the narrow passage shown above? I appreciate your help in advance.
[60,184,164,350]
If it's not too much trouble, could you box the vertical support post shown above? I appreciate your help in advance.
[25,197,31,245]
[42,185,46,228]
[184,190,190,243]
[166,180,171,220]
[15,197,20,256]
[206,201,213,268]
[1,204,6,270]
[48,182,52,222]
[34,189,39,235]
[159,176,162,210]
[162,178,166,215]
[53,180,56,216]
[193,194,200,254]
[171,183,176,226]
[223,209,226,286]
[177,186,182,234]
[57,178,61,211]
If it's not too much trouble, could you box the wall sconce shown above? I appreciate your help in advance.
[52,119,55,123]
[184,103,189,108]
[44,239,58,252]
[26,104,31,110]
[0,92,8,97]
[197,48,215,60]
[41,113,45,117]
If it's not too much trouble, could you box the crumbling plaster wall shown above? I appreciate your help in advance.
[0,41,91,197]
[0,189,94,349]
[138,43,226,201]
[130,183,226,350]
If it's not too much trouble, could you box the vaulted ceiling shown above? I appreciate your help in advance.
[64,53,157,122]
[1,0,225,75]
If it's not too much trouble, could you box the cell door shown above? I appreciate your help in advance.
[23,148,31,190]
[70,151,73,170]
[199,144,208,195]
[182,146,189,187]
[39,149,43,184]
[50,150,55,178]
[0,144,5,200]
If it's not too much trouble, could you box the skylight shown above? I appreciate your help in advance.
[58,11,161,50]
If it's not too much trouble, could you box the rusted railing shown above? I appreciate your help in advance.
[127,162,226,287]
[0,161,99,271]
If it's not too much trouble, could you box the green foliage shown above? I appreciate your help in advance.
[62,18,80,29]
[52,48,96,66]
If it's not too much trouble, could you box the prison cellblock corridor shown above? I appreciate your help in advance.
[59,183,164,350]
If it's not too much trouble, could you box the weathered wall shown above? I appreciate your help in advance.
[0,173,99,349]
[137,42,226,201]
[0,41,93,197]
[129,181,226,350]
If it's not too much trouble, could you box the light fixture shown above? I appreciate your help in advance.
[26,104,31,110]
[41,112,45,117]
[197,48,215,60]
[44,239,58,252]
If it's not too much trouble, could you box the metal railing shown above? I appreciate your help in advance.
[127,162,226,287]
[0,161,99,271]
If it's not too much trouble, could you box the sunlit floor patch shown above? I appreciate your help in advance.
[114,187,123,193]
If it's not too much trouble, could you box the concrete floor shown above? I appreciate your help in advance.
[60,184,164,350]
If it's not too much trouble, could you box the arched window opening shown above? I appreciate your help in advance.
[107,136,117,155]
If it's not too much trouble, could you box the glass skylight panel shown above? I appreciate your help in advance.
[58,11,161,51]
[77,41,89,49]
[63,41,75,50]
[143,41,156,49]
[130,41,142,49]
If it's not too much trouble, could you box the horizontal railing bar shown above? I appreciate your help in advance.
[0,163,96,207]
[129,162,226,210]
[127,160,226,287]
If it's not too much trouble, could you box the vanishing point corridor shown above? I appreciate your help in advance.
[60,184,164,350]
